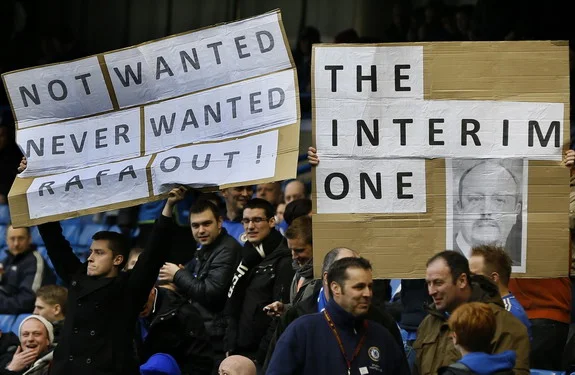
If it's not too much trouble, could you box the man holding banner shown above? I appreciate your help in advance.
[25,153,183,375]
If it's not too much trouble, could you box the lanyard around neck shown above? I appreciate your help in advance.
[323,309,369,375]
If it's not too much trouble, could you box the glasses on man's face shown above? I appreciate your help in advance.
[241,217,268,225]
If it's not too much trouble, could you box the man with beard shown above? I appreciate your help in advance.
[264,215,315,315]
[453,160,522,264]
[266,257,409,375]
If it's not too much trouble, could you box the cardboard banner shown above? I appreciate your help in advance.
[4,10,300,227]
[312,41,570,278]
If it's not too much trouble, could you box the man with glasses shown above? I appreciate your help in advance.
[224,198,294,367]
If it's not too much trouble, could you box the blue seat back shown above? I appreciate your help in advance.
[0,314,16,333]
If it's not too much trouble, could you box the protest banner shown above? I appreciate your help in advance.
[312,41,570,278]
[3,10,300,227]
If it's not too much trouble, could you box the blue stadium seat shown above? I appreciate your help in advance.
[36,246,48,260]
[0,225,6,250]
[0,314,16,333]
[61,216,82,226]
[62,225,80,245]
[73,246,90,263]
[77,224,109,246]
[11,314,31,335]
[0,205,10,225]
[531,370,566,375]
[30,226,43,246]
[108,225,140,239]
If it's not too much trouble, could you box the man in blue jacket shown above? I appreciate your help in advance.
[266,257,409,375]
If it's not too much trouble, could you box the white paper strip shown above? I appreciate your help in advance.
[315,158,427,214]
[105,11,292,108]
[18,108,142,177]
[144,69,296,154]
[27,156,151,219]
[151,130,279,195]
[3,56,113,129]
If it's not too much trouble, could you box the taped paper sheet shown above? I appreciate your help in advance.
[3,56,113,129]
[104,12,292,108]
[316,158,427,214]
[151,130,279,195]
[27,156,152,219]
[144,69,296,154]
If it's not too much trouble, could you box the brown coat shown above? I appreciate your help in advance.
[413,276,530,375]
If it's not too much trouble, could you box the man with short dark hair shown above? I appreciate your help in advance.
[414,251,530,375]
[469,245,531,337]
[35,180,183,375]
[0,225,56,314]
[266,257,409,375]
[224,198,294,364]
[158,196,241,362]
[264,216,315,316]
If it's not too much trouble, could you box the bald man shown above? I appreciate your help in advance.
[454,160,522,264]
[284,180,306,204]
[218,355,256,375]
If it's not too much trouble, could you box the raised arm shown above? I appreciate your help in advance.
[16,157,83,283]
[127,187,186,312]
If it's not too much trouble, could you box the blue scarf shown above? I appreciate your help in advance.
[317,286,328,312]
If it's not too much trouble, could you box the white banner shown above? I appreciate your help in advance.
[27,156,151,219]
[314,46,424,101]
[144,69,296,154]
[151,130,278,195]
[104,12,291,108]
[18,108,141,177]
[3,56,113,129]
[315,158,426,214]
[315,99,564,160]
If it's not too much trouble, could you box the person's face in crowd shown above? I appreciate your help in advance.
[125,250,141,271]
[6,226,32,256]
[242,208,274,246]
[87,239,123,278]
[139,288,157,318]
[275,203,285,223]
[284,181,306,204]
[33,297,62,323]
[457,163,520,248]
[330,267,373,317]
[287,235,313,267]
[19,319,50,355]
[426,258,469,313]
[256,183,282,207]
[222,186,253,215]
[190,209,222,246]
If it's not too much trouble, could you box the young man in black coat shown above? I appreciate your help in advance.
[224,198,295,364]
[158,197,241,352]
[19,148,186,375]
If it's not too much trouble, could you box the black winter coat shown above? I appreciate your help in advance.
[135,287,213,375]
[224,230,294,361]
[0,246,56,314]
[173,227,241,340]
[37,215,171,375]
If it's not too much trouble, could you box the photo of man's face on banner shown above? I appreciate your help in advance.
[446,158,528,272]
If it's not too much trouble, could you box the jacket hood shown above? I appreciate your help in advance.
[427,275,503,319]
[459,350,516,375]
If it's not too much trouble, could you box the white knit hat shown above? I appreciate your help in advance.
[18,315,54,344]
